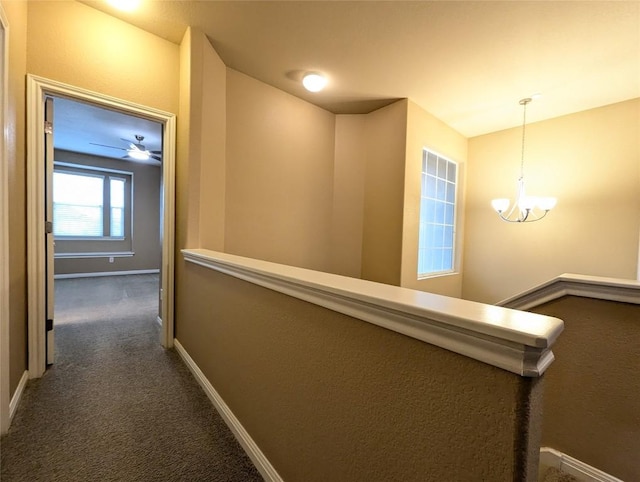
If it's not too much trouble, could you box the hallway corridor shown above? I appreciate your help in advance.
[0,275,262,481]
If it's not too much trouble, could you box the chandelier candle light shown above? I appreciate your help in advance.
[491,97,557,223]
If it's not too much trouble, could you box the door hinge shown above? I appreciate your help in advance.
[45,221,53,234]
[46,319,53,331]
[44,121,53,135]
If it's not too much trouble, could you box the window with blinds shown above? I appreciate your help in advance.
[53,168,129,239]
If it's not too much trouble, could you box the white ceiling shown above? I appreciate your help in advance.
[79,0,640,138]
[53,96,162,164]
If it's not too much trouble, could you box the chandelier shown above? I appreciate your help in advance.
[491,97,556,223]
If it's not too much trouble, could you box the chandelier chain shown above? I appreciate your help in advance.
[520,98,529,180]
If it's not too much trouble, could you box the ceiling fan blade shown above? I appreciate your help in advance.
[90,142,126,151]
[150,155,162,162]
[149,150,162,155]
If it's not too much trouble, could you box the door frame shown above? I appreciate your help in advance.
[26,75,176,378]
[0,3,10,434]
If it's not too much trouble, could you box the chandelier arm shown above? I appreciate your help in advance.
[497,207,550,223]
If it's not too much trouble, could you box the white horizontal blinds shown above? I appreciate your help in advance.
[53,171,104,237]
[110,177,125,238]
[418,150,457,276]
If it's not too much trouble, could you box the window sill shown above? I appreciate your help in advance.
[54,251,134,259]
[417,270,458,281]
[54,237,126,241]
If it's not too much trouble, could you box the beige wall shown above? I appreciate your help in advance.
[3,0,28,398]
[176,28,226,252]
[360,100,408,286]
[53,150,161,275]
[26,1,179,115]
[177,28,200,250]
[463,99,640,303]
[531,296,640,482]
[401,100,468,297]
[197,35,226,251]
[178,261,543,481]
[224,69,336,272]
[330,115,367,278]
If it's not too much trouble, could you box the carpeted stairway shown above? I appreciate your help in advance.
[0,274,263,481]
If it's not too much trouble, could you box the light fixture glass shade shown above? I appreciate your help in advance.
[302,73,327,92]
[537,197,557,211]
[491,198,510,213]
[128,149,150,160]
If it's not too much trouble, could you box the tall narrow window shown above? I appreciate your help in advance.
[418,149,457,277]
[110,177,125,238]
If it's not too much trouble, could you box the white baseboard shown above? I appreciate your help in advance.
[9,370,28,423]
[173,339,283,482]
[54,269,160,279]
[540,448,623,482]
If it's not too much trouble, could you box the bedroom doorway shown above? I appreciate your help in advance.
[26,75,176,378]
[46,95,164,364]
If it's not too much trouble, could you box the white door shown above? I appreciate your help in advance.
[44,96,55,365]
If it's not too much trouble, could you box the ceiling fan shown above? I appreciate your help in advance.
[90,134,162,162]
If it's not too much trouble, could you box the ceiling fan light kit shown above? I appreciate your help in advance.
[89,134,162,163]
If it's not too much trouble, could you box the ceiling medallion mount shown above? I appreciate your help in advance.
[491,97,557,223]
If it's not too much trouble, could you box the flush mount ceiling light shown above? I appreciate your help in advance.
[491,97,557,223]
[106,0,141,12]
[302,73,327,92]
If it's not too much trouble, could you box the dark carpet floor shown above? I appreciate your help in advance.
[1,274,263,482]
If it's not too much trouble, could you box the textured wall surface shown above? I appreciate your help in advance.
[532,296,640,481]
[177,261,542,481]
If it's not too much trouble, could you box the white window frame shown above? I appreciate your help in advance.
[417,148,458,279]
[53,162,133,242]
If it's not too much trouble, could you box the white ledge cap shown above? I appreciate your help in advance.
[182,249,564,377]
[500,273,640,310]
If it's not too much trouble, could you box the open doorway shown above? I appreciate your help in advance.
[27,76,176,378]
[50,96,163,362]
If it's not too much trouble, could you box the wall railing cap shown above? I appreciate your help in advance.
[499,273,640,310]
[182,248,564,377]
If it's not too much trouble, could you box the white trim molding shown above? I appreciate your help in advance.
[500,274,640,311]
[182,249,564,377]
[54,269,160,280]
[8,371,28,424]
[27,75,176,377]
[540,447,623,482]
[174,339,283,482]
[54,251,135,259]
